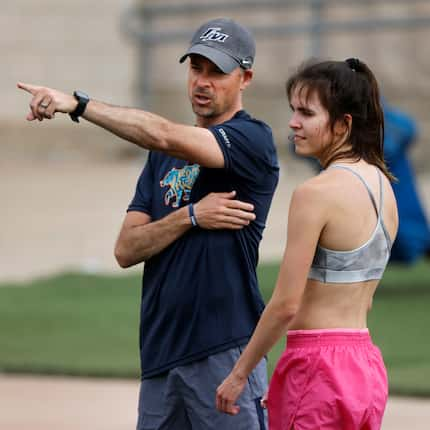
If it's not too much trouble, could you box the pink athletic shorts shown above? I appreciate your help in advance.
[267,329,388,430]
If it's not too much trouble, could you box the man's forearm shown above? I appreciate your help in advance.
[84,100,171,152]
[18,83,224,168]
[115,206,193,267]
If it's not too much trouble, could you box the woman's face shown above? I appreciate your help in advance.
[288,86,334,160]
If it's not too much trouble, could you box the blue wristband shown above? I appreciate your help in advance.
[188,203,198,227]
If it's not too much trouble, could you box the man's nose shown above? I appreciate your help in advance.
[195,73,211,88]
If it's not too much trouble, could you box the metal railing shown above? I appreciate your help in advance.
[121,0,430,108]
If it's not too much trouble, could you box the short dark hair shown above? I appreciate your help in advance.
[286,58,395,181]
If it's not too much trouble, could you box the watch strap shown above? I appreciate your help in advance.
[69,91,89,123]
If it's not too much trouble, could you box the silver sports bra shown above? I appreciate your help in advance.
[308,165,392,284]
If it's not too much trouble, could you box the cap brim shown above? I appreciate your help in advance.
[179,44,240,74]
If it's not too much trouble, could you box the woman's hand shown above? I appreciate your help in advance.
[261,390,268,409]
[216,371,247,415]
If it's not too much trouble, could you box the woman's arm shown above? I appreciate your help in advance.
[215,182,327,415]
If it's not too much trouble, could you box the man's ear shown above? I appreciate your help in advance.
[240,69,253,91]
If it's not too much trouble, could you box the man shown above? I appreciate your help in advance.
[19,17,279,429]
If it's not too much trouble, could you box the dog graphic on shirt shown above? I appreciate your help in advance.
[160,164,200,208]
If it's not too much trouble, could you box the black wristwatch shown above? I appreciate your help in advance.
[69,90,90,123]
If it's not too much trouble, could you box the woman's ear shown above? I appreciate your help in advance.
[343,113,352,131]
[334,114,352,136]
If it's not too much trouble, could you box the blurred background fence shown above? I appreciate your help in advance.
[122,0,430,115]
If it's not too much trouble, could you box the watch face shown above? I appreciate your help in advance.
[74,90,89,102]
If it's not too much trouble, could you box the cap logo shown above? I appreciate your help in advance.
[200,27,229,43]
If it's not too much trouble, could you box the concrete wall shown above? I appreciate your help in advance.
[4,0,136,118]
[3,0,137,162]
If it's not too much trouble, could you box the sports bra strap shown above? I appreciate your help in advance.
[328,165,380,217]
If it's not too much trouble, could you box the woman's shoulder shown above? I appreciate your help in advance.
[291,170,348,218]
[295,170,341,196]
[291,174,334,209]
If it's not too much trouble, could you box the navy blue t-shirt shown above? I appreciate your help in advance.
[128,110,279,378]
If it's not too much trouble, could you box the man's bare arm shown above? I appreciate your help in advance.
[114,208,191,268]
[17,83,224,168]
[115,191,256,267]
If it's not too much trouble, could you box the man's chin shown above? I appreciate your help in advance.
[192,104,216,118]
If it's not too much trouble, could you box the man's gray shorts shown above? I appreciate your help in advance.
[136,346,268,430]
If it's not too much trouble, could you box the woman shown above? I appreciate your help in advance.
[216,58,398,429]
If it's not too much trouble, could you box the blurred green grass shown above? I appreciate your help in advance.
[0,261,429,396]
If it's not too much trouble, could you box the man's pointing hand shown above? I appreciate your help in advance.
[17,82,77,122]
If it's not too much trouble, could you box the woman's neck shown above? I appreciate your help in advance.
[324,157,362,168]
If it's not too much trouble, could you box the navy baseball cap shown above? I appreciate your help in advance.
[179,18,256,73]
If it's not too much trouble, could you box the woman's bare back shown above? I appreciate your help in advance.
[289,160,398,330]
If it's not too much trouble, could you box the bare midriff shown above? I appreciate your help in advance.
[288,278,379,330]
